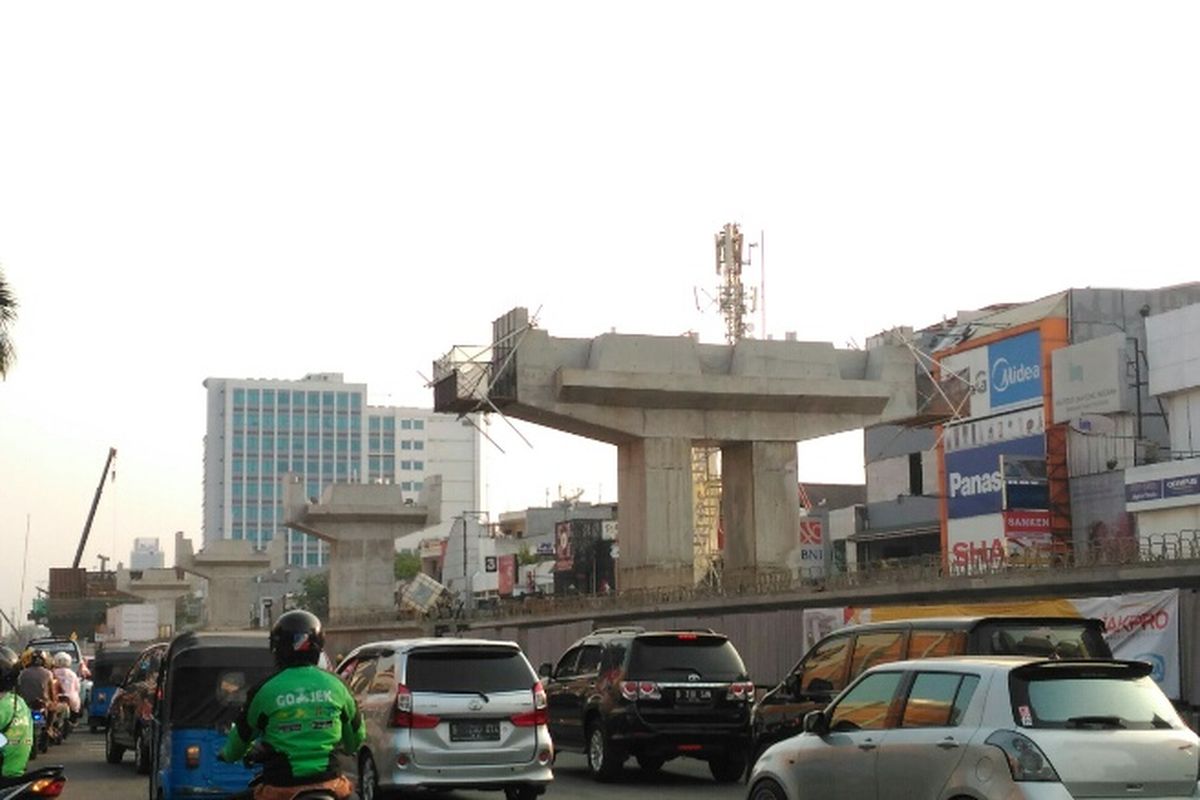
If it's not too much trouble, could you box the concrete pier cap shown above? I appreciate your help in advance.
[175,531,278,631]
[434,307,920,589]
[281,474,430,626]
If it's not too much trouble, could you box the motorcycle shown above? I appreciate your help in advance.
[0,732,66,798]
[225,745,341,800]
[25,708,48,760]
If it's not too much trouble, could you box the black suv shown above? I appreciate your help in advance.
[539,627,752,783]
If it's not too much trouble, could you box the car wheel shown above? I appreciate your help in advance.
[749,778,787,800]
[105,722,126,764]
[134,728,151,774]
[358,751,381,800]
[709,752,746,783]
[586,720,623,782]
[504,786,540,800]
[636,754,665,773]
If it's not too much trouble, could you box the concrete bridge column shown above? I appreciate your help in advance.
[617,437,694,590]
[721,441,800,584]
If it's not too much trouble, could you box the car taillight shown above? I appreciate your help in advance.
[985,731,1060,782]
[620,681,639,701]
[727,682,754,701]
[185,744,201,768]
[638,681,661,700]
[389,684,440,729]
[677,633,698,640]
[512,682,550,726]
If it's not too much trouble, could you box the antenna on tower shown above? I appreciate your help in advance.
[696,222,759,344]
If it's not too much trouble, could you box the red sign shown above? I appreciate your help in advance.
[554,522,573,571]
[1003,510,1051,535]
[799,520,823,545]
[498,555,516,596]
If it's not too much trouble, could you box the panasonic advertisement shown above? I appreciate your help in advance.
[945,434,1045,518]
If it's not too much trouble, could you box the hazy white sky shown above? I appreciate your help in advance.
[2,2,1198,623]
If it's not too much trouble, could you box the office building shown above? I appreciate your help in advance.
[203,373,480,567]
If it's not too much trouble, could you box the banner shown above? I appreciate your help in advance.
[798,519,824,567]
[554,522,573,572]
[799,589,1181,698]
[497,555,515,596]
[1072,590,1180,699]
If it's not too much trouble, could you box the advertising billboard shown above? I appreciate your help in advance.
[1050,332,1131,422]
[938,330,1044,421]
[797,519,824,566]
[944,407,1044,454]
[945,433,1045,518]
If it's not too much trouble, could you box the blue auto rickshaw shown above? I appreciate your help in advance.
[149,632,276,800]
[88,646,141,732]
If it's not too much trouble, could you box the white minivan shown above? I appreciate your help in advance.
[336,638,553,800]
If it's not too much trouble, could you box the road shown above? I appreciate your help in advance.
[45,728,747,800]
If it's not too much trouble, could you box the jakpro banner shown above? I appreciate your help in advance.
[802,588,1181,698]
[1072,589,1180,699]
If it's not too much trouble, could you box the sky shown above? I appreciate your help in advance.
[2,2,1198,625]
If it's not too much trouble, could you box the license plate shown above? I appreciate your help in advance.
[675,689,712,704]
[449,720,501,742]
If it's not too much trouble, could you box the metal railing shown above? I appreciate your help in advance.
[327,531,1200,628]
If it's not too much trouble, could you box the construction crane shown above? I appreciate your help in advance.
[72,447,117,569]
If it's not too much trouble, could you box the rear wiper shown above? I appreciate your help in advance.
[1065,715,1125,728]
[436,690,490,702]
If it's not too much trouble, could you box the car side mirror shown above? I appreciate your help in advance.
[802,710,829,736]
[538,662,553,679]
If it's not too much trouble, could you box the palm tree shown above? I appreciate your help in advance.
[0,267,16,378]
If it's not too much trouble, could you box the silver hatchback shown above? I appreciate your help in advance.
[748,656,1200,800]
[336,638,553,800]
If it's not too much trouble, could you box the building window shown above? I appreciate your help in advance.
[233,388,246,407]
[277,391,289,408]
[413,419,424,430]
[246,435,258,455]
[383,433,395,454]
[382,456,395,475]
[232,412,245,431]
[232,482,244,500]
[401,419,412,430]
[232,434,245,454]
[247,389,260,406]
[336,392,348,411]
[401,481,413,491]
[383,417,396,432]
[351,414,362,433]
[413,440,424,451]
[369,416,381,432]
[369,456,381,474]
[232,458,244,477]
[322,391,334,406]
[350,438,362,455]
[413,481,423,491]
[401,440,412,451]
[351,394,362,411]
[401,460,412,471]
[413,460,424,471]
[337,415,348,431]
[231,526,244,540]
[908,452,924,496]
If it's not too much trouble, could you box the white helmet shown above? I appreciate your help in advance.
[53,652,72,668]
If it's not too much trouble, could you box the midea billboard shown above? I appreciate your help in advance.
[939,329,1044,420]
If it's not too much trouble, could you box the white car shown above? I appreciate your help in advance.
[748,656,1199,800]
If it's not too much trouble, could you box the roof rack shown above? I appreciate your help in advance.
[589,626,646,636]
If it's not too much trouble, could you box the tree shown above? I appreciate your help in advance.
[394,551,420,580]
[294,571,329,621]
[0,267,16,378]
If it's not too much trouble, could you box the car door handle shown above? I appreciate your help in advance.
[936,738,959,750]
[857,738,877,751]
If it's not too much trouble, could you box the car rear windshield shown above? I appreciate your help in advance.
[93,657,138,685]
[406,648,534,694]
[975,621,1110,659]
[1009,664,1180,731]
[627,635,747,681]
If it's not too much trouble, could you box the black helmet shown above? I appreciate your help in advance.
[0,646,20,691]
[269,610,324,668]
[28,650,46,668]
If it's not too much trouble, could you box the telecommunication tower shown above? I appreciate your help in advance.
[692,222,760,585]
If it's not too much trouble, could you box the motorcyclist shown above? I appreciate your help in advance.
[221,610,364,800]
[51,653,81,722]
[0,646,33,778]
[15,651,65,743]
